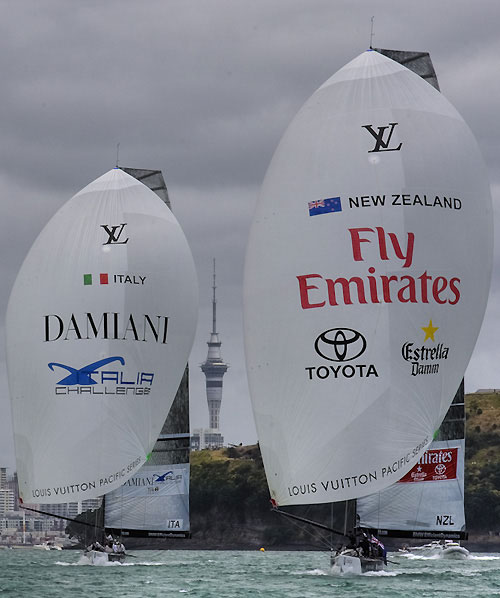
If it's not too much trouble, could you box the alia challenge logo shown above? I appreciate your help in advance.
[305,327,378,381]
[49,355,154,396]
[401,319,449,376]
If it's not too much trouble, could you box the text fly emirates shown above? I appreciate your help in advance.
[297,227,460,308]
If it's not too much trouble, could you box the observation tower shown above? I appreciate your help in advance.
[200,260,228,437]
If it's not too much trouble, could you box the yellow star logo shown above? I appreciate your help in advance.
[421,319,438,342]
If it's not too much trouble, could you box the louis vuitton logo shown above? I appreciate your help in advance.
[101,223,129,245]
[362,122,402,153]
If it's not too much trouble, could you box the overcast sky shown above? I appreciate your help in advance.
[1,0,500,471]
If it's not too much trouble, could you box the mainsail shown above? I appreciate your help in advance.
[357,440,466,541]
[358,384,467,540]
[6,169,198,505]
[373,48,440,91]
[103,168,191,539]
[243,50,493,509]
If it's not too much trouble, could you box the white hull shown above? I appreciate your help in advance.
[33,542,62,551]
[442,545,470,559]
[331,550,384,574]
[83,549,126,565]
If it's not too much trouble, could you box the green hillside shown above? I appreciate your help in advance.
[189,445,347,549]
[465,391,500,531]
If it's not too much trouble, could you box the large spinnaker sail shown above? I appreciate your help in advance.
[357,439,466,540]
[243,50,492,507]
[6,169,198,504]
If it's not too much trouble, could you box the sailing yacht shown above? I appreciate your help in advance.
[243,49,492,574]
[6,168,198,563]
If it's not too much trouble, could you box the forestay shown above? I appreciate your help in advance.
[7,169,198,504]
[243,50,492,506]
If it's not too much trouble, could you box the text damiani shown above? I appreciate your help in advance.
[44,312,169,343]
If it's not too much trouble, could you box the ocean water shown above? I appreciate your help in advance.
[1,548,499,598]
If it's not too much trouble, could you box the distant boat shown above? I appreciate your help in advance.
[33,541,62,551]
[6,168,198,564]
[399,539,469,559]
[243,49,492,574]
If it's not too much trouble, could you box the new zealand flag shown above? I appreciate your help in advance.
[308,196,342,216]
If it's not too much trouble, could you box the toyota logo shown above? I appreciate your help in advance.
[314,328,367,362]
[435,463,447,476]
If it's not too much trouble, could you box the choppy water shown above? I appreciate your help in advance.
[1,548,499,598]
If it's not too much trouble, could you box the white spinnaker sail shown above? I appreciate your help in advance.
[357,440,466,536]
[243,50,492,506]
[6,169,198,504]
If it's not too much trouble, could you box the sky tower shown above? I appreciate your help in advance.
[200,259,228,440]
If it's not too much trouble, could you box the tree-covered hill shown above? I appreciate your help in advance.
[465,391,500,532]
[189,444,346,549]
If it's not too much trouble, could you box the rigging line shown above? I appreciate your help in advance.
[272,508,346,551]
[20,505,105,530]
[272,506,346,537]
[274,509,338,552]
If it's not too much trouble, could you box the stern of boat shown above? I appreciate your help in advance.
[331,550,384,575]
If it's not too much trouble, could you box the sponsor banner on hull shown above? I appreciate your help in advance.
[398,448,458,483]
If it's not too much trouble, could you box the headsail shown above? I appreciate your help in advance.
[7,169,198,504]
[243,50,492,507]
